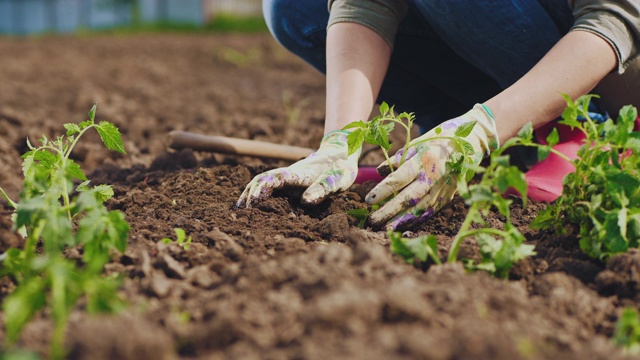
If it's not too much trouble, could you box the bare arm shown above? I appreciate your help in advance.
[486,30,617,142]
[325,24,617,143]
[324,22,391,134]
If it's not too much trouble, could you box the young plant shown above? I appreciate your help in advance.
[344,102,477,228]
[346,204,379,228]
[388,229,441,266]
[445,122,552,276]
[343,102,477,175]
[613,308,640,354]
[531,95,640,260]
[0,105,129,359]
[282,90,310,125]
[387,121,560,277]
[161,227,193,250]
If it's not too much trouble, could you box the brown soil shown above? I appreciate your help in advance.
[0,33,638,360]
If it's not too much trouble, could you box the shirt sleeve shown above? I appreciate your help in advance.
[571,0,640,73]
[327,0,408,49]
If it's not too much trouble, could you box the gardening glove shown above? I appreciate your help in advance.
[236,130,361,208]
[367,104,499,230]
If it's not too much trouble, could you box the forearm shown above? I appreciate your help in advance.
[486,30,617,142]
[324,22,391,134]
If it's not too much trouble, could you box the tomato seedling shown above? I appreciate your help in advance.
[382,114,565,277]
[344,102,477,175]
[161,227,193,250]
[614,308,640,354]
[532,95,640,260]
[0,105,129,359]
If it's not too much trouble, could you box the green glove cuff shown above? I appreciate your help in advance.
[480,104,495,121]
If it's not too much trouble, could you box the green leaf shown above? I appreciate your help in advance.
[425,235,441,264]
[379,102,389,116]
[625,133,640,152]
[88,104,97,122]
[454,121,477,138]
[106,211,129,253]
[3,276,46,344]
[537,145,552,162]
[342,120,367,131]
[0,186,18,209]
[79,119,93,129]
[389,231,415,264]
[15,196,46,229]
[530,207,555,229]
[517,123,534,141]
[347,205,378,228]
[82,273,125,314]
[41,201,74,253]
[546,127,560,146]
[96,121,126,154]
[619,207,628,241]
[65,159,87,181]
[64,123,81,136]
[466,184,494,204]
[457,139,475,157]
[604,211,628,254]
[614,308,640,351]
[174,228,186,243]
[26,137,35,150]
[347,208,370,217]
[93,184,115,203]
[390,232,442,264]
[346,129,365,156]
[493,155,510,167]
[619,105,638,124]
[76,180,91,192]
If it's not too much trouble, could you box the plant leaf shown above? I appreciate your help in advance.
[346,129,365,156]
[64,123,81,136]
[454,121,477,138]
[546,127,560,146]
[96,121,126,154]
[88,104,97,122]
[65,159,87,181]
[3,277,47,344]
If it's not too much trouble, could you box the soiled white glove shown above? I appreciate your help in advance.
[367,104,499,229]
[237,130,360,207]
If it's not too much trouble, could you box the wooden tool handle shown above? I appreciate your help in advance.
[167,130,315,161]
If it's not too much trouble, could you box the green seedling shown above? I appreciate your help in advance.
[346,204,379,228]
[161,228,192,250]
[374,112,561,277]
[388,230,441,265]
[532,95,640,260]
[219,46,261,67]
[0,105,129,359]
[344,102,477,175]
[613,308,640,354]
[282,90,310,125]
[344,102,477,228]
[443,121,551,277]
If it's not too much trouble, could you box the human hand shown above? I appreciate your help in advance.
[236,130,360,207]
[366,104,499,229]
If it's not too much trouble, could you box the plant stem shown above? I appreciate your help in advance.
[447,204,479,263]
[0,186,17,209]
[60,126,91,220]
[457,227,508,240]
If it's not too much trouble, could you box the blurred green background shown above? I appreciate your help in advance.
[0,0,267,35]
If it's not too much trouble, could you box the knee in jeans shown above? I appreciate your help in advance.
[262,0,298,48]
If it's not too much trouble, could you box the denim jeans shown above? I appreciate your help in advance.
[263,0,574,131]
